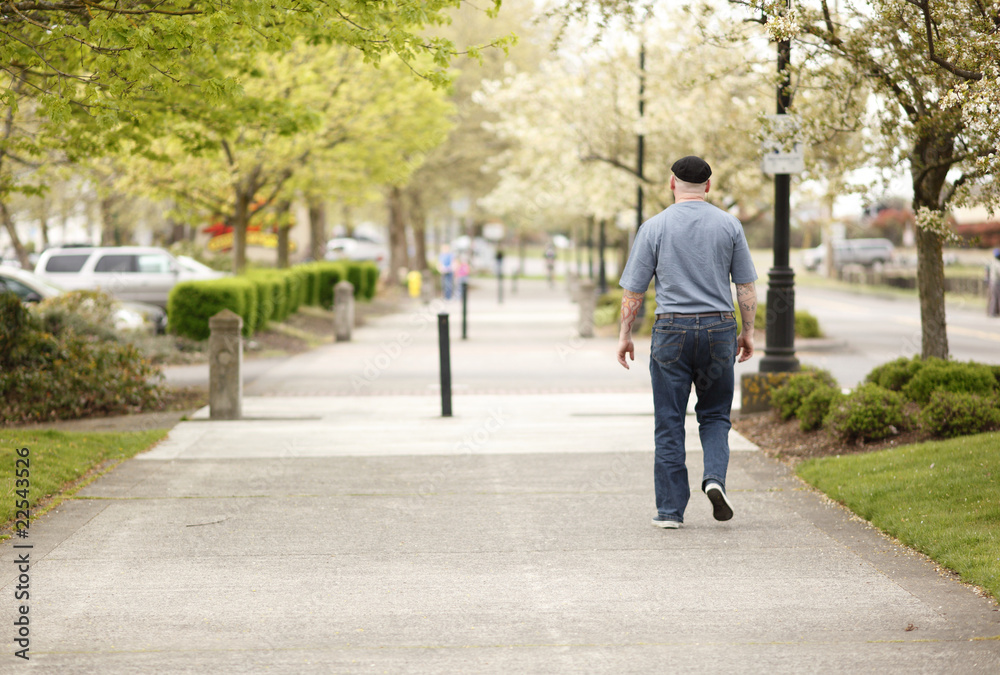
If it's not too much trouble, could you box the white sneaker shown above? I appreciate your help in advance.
[705,482,734,521]
[651,515,681,529]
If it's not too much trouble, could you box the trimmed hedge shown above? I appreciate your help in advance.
[167,278,258,340]
[167,260,379,340]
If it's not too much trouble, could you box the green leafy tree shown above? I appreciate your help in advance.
[113,43,452,273]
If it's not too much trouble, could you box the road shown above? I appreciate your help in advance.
[786,284,1000,388]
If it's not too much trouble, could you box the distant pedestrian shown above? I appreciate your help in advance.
[616,156,758,529]
[456,254,470,296]
[988,248,1000,318]
[544,243,556,288]
[438,244,455,300]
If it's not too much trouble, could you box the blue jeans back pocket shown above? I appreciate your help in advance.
[651,328,686,366]
[707,323,737,364]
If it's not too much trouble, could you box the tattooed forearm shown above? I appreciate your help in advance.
[620,290,645,337]
[736,282,757,334]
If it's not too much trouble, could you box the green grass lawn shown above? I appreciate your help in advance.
[0,429,169,535]
[798,431,1000,599]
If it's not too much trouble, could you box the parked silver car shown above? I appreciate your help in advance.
[0,264,166,333]
[34,246,223,308]
[802,238,894,271]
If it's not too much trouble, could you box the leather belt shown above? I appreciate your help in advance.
[656,312,734,320]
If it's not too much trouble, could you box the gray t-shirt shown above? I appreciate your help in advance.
[619,201,757,313]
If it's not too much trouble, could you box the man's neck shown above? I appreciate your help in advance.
[673,194,706,204]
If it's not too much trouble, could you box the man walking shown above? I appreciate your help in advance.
[616,156,758,529]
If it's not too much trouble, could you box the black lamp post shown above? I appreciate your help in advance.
[758,8,800,374]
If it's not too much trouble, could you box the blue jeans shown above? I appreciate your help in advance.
[442,272,455,300]
[649,314,738,522]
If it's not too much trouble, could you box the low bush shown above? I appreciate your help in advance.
[824,383,909,443]
[745,303,822,338]
[0,291,27,359]
[901,359,997,405]
[920,391,1000,438]
[794,311,823,338]
[865,356,928,392]
[770,368,838,420]
[0,296,164,424]
[797,385,844,432]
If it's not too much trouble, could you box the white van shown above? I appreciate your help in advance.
[34,246,224,308]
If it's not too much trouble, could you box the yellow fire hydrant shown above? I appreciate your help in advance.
[406,269,422,298]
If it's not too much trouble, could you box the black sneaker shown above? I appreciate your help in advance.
[705,482,734,521]
[651,515,681,529]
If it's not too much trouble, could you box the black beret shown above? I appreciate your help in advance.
[671,156,712,184]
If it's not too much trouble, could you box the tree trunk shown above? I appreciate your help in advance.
[910,133,955,360]
[276,201,291,269]
[0,202,31,268]
[308,199,326,262]
[168,219,186,245]
[915,226,948,359]
[100,196,123,246]
[387,186,409,285]
[39,201,50,248]
[232,185,252,275]
[407,188,428,271]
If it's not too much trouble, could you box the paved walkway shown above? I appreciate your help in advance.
[2,278,998,673]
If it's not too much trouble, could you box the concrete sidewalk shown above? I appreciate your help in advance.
[2,278,998,673]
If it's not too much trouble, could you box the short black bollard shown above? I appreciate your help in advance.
[438,312,452,417]
[461,280,468,340]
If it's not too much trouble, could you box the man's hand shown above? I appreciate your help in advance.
[617,289,645,370]
[737,331,754,362]
[617,337,635,369]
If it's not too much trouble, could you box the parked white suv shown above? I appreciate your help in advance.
[34,246,222,308]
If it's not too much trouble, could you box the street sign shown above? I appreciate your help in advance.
[762,114,805,175]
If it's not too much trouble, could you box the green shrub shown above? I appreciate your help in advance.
[824,384,909,443]
[798,385,844,432]
[345,263,364,300]
[362,263,380,300]
[901,359,997,405]
[0,299,163,423]
[0,291,27,362]
[167,278,258,340]
[865,356,928,391]
[34,290,122,342]
[770,368,838,420]
[920,391,1000,438]
[794,310,823,338]
[745,303,822,338]
[0,333,163,424]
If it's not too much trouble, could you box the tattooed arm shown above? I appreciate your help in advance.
[617,289,645,369]
[736,282,757,362]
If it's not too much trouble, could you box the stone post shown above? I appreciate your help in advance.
[209,309,243,420]
[334,280,355,342]
[578,279,596,338]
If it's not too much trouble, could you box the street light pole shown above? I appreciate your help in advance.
[758,8,800,374]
